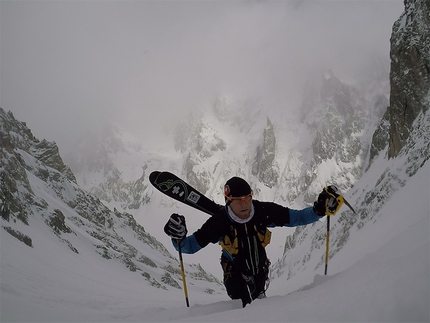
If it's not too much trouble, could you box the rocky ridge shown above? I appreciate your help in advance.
[386,0,429,158]
[0,108,223,294]
[271,0,430,281]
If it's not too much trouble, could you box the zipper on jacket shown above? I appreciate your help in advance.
[244,223,257,275]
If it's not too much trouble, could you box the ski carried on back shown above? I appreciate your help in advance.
[149,171,222,308]
[149,171,223,216]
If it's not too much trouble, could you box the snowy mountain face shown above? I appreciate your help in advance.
[59,66,396,298]
[0,110,76,226]
[272,107,430,282]
[0,109,223,294]
[271,0,430,282]
[60,1,429,302]
[62,60,394,286]
[1,2,429,321]
[70,68,386,212]
[64,124,154,211]
[174,74,378,204]
[295,70,374,203]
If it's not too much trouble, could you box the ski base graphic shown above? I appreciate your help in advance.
[149,171,222,216]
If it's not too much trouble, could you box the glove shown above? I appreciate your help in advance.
[313,185,343,216]
[164,213,187,240]
[313,190,330,216]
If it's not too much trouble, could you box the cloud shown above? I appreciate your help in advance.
[1,0,403,152]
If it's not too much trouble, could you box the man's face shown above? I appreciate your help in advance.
[229,194,253,219]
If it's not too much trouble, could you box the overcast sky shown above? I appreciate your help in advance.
[1,0,403,153]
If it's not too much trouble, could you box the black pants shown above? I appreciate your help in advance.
[221,255,269,305]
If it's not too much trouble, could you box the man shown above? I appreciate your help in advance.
[164,176,331,307]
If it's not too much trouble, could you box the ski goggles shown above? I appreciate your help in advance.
[224,191,253,202]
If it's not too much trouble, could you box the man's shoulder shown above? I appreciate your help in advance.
[255,198,288,206]
[253,200,289,219]
[214,205,227,216]
[206,206,229,224]
[253,199,284,210]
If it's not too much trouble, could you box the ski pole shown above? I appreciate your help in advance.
[324,216,330,275]
[322,185,356,276]
[177,241,190,307]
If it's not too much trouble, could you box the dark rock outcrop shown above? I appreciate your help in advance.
[387,0,430,158]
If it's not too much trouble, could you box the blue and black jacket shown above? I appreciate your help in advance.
[172,200,322,276]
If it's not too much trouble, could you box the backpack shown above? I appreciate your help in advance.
[220,217,271,276]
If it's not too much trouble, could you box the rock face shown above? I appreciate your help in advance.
[252,118,278,188]
[0,108,223,293]
[0,109,76,183]
[387,0,430,158]
[271,0,430,283]
[0,109,76,225]
[68,66,386,208]
[65,124,153,211]
[297,70,369,203]
[175,118,227,194]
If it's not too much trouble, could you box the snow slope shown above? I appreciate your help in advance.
[1,159,428,323]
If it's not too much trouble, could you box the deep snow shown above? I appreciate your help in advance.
[1,157,428,322]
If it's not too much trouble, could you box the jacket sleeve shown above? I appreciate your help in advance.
[172,234,202,254]
[172,211,225,254]
[287,206,322,227]
[258,201,322,228]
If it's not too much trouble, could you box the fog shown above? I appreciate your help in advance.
[1,0,403,153]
